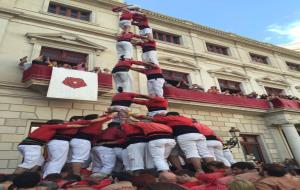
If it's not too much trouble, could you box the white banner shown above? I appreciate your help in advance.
[47,67,98,101]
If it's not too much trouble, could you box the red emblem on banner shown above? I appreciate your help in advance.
[63,77,87,89]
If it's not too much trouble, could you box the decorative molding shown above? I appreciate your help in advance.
[159,56,199,70]
[208,67,249,80]
[256,76,290,87]
[26,32,107,54]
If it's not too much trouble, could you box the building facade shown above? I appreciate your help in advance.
[0,0,300,173]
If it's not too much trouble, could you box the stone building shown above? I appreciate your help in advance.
[0,0,300,173]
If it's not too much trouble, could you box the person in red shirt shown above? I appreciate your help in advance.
[135,39,159,65]
[69,113,113,176]
[91,122,126,178]
[112,5,141,33]
[132,93,168,117]
[128,119,175,172]
[43,116,88,178]
[131,63,165,97]
[137,112,214,172]
[112,58,144,92]
[193,119,231,167]
[120,119,151,172]
[116,32,143,60]
[15,120,88,174]
[132,11,153,41]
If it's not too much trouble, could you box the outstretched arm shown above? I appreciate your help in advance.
[90,113,113,123]
[130,67,145,73]
[130,113,153,121]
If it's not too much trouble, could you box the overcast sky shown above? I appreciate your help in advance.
[125,0,300,45]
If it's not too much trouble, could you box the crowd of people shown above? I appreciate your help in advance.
[4,4,299,190]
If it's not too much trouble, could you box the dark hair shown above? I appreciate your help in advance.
[42,56,50,62]
[112,172,133,182]
[117,87,123,93]
[0,174,16,183]
[39,180,59,190]
[44,173,62,182]
[231,162,255,170]
[202,161,226,173]
[84,114,98,120]
[13,172,41,188]
[132,174,156,189]
[46,119,64,124]
[166,112,180,116]
[144,182,186,190]
[64,174,81,181]
[108,122,120,128]
[174,169,195,177]
[263,163,287,177]
[69,116,84,122]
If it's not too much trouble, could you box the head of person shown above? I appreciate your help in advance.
[131,174,156,190]
[166,112,180,116]
[229,179,256,190]
[202,161,226,173]
[38,180,59,190]
[158,171,177,183]
[174,169,196,183]
[112,172,133,182]
[117,87,123,93]
[69,116,84,122]
[0,174,16,190]
[13,172,41,189]
[261,163,287,177]
[42,56,50,62]
[231,162,255,175]
[84,114,98,121]
[46,119,64,125]
[44,173,63,182]
[144,182,186,190]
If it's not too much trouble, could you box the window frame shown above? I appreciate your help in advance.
[47,2,92,22]
[206,42,230,56]
[264,86,284,96]
[249,53,269,65]
[153,30,181,45]
[162,69,190,88]
[286,61,300,72]
[218,79,242,94]
[240,134,265,162]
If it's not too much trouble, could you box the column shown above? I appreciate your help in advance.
[282,124,300,165]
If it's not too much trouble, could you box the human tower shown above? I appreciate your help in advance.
[14,5,236,179]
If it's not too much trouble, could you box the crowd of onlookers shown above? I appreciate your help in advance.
[1,159,299,190]
[18,56,111,74]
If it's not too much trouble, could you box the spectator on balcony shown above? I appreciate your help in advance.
[73,62,86,71]
[222,90,231,96]
[19,55,51,71]
[62,64,72,69]
[103,68,111,74]
[176,80,190,89]
[247,92,258,99]
[48,61,58,67]
[190,84,204,92]
[260,94,268,99]
[91,66,101,73]
[207,86,220,94]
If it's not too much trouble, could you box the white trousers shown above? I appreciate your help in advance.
[69,138,91,163]
[207,140,231,167]
[223,148,236,164]
[148,139,176,171]
[116,41,133,59]
[147,110,167,117]
[177,133,213,159]
[139,28,153,36]
[122,148,130,171]
[113,71,132,92]
[142,50,159,65]
[43,140,69,177]
[127,142,154,171]
[92,146,116,175]
[18,145,44,169]
[119,20,131,29]
[113,147,124,172]
[147,78,165,97]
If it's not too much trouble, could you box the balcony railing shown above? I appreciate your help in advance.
[22,64,113,91]
[271,98,300,110]
[164,86,270,110]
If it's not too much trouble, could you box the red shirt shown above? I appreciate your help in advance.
[133,96,168,112]
[112,60,144,73]
[136,40,156,53]
[120,11,133,20]
[111,92,138,107]
[77,116,111,136]
[97,127,125,142]
[26,124,71,143]
[121,123,143,136]
[132,122,172,135]
[132,14,149,29]
[194,123,223,142]
[55,120,91,139]
[117,32,140,42]
[153,115,199,137]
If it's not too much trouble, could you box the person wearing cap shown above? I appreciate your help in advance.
[43,116,88,178]
[130,63,165,97]
[15,120,88,174]
[127,118,175,172]
[137,112,214,172]
[91,122,126,178]
[193,119,231,167]
[69,113,113,175]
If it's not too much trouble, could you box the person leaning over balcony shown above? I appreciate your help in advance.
[134,38,159,65]
[207,86,220,94]
[116,31,143,60]
[112,57,145,92]
[132,93,168,117]
[69,113,113,176]
[130,63,165,97]
[14,120,88,175]
[138,112,214,172]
